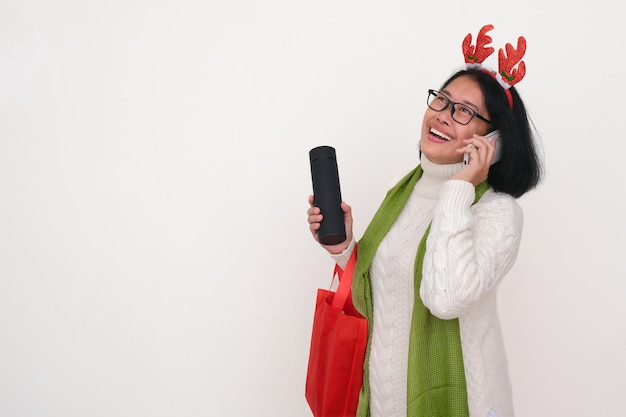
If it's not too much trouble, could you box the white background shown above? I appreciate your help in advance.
[1,1,625,416]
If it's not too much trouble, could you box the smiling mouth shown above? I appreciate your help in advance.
[430,128,453,141]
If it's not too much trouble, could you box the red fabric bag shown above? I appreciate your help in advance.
[305,244,367,417]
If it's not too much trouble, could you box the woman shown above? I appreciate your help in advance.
[306,26,542,417]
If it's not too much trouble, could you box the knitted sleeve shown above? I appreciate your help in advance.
[420,179,524,319]
[329,237,356,270]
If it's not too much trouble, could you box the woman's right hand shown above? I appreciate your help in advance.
[307,195,354,254]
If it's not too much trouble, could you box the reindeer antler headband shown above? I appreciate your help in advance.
[462,24,526,108]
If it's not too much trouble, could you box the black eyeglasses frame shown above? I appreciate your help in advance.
[427,89,492,125]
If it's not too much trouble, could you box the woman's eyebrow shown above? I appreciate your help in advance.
[441,88,481,111]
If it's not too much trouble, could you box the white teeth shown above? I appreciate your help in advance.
[430,128,452,141]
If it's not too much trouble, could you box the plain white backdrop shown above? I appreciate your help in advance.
[1,1,625,416]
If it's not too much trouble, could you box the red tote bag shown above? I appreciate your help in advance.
[305,244,368,417]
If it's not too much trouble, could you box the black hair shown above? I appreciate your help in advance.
[441,68,543,198]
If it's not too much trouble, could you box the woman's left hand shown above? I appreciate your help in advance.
[451,133,497,186]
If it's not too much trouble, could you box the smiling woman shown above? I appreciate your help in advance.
[306,24,543,417]
[420,76,493,166]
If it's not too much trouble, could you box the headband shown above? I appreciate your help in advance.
[462,24,526,108]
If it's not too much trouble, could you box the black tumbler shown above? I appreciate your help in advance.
[309,146,346,245]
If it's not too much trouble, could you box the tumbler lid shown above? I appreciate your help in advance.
[309,145,336,162]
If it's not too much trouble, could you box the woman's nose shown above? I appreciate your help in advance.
[436,112,452,126]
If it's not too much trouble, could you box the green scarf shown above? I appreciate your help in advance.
[352,164,489,417]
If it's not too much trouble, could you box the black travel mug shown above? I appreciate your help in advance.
[309,146,347,245]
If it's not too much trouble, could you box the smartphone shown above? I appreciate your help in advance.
[463,130,501,165]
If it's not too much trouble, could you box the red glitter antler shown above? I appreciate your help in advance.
[462,24,495,66]
[498,36,527,87]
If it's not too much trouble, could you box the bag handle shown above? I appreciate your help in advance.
[331,242,358,310]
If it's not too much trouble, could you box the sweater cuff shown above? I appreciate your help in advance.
[329,237,356,269]
[436,180,475,213]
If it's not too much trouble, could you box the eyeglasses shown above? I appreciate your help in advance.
[427,89,492,125]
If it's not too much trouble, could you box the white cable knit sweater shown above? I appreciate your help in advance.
[332,155,523,417]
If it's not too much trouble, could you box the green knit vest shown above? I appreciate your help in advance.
[352,165,489,417]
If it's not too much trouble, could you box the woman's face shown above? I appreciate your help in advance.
[420,76,492,164]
